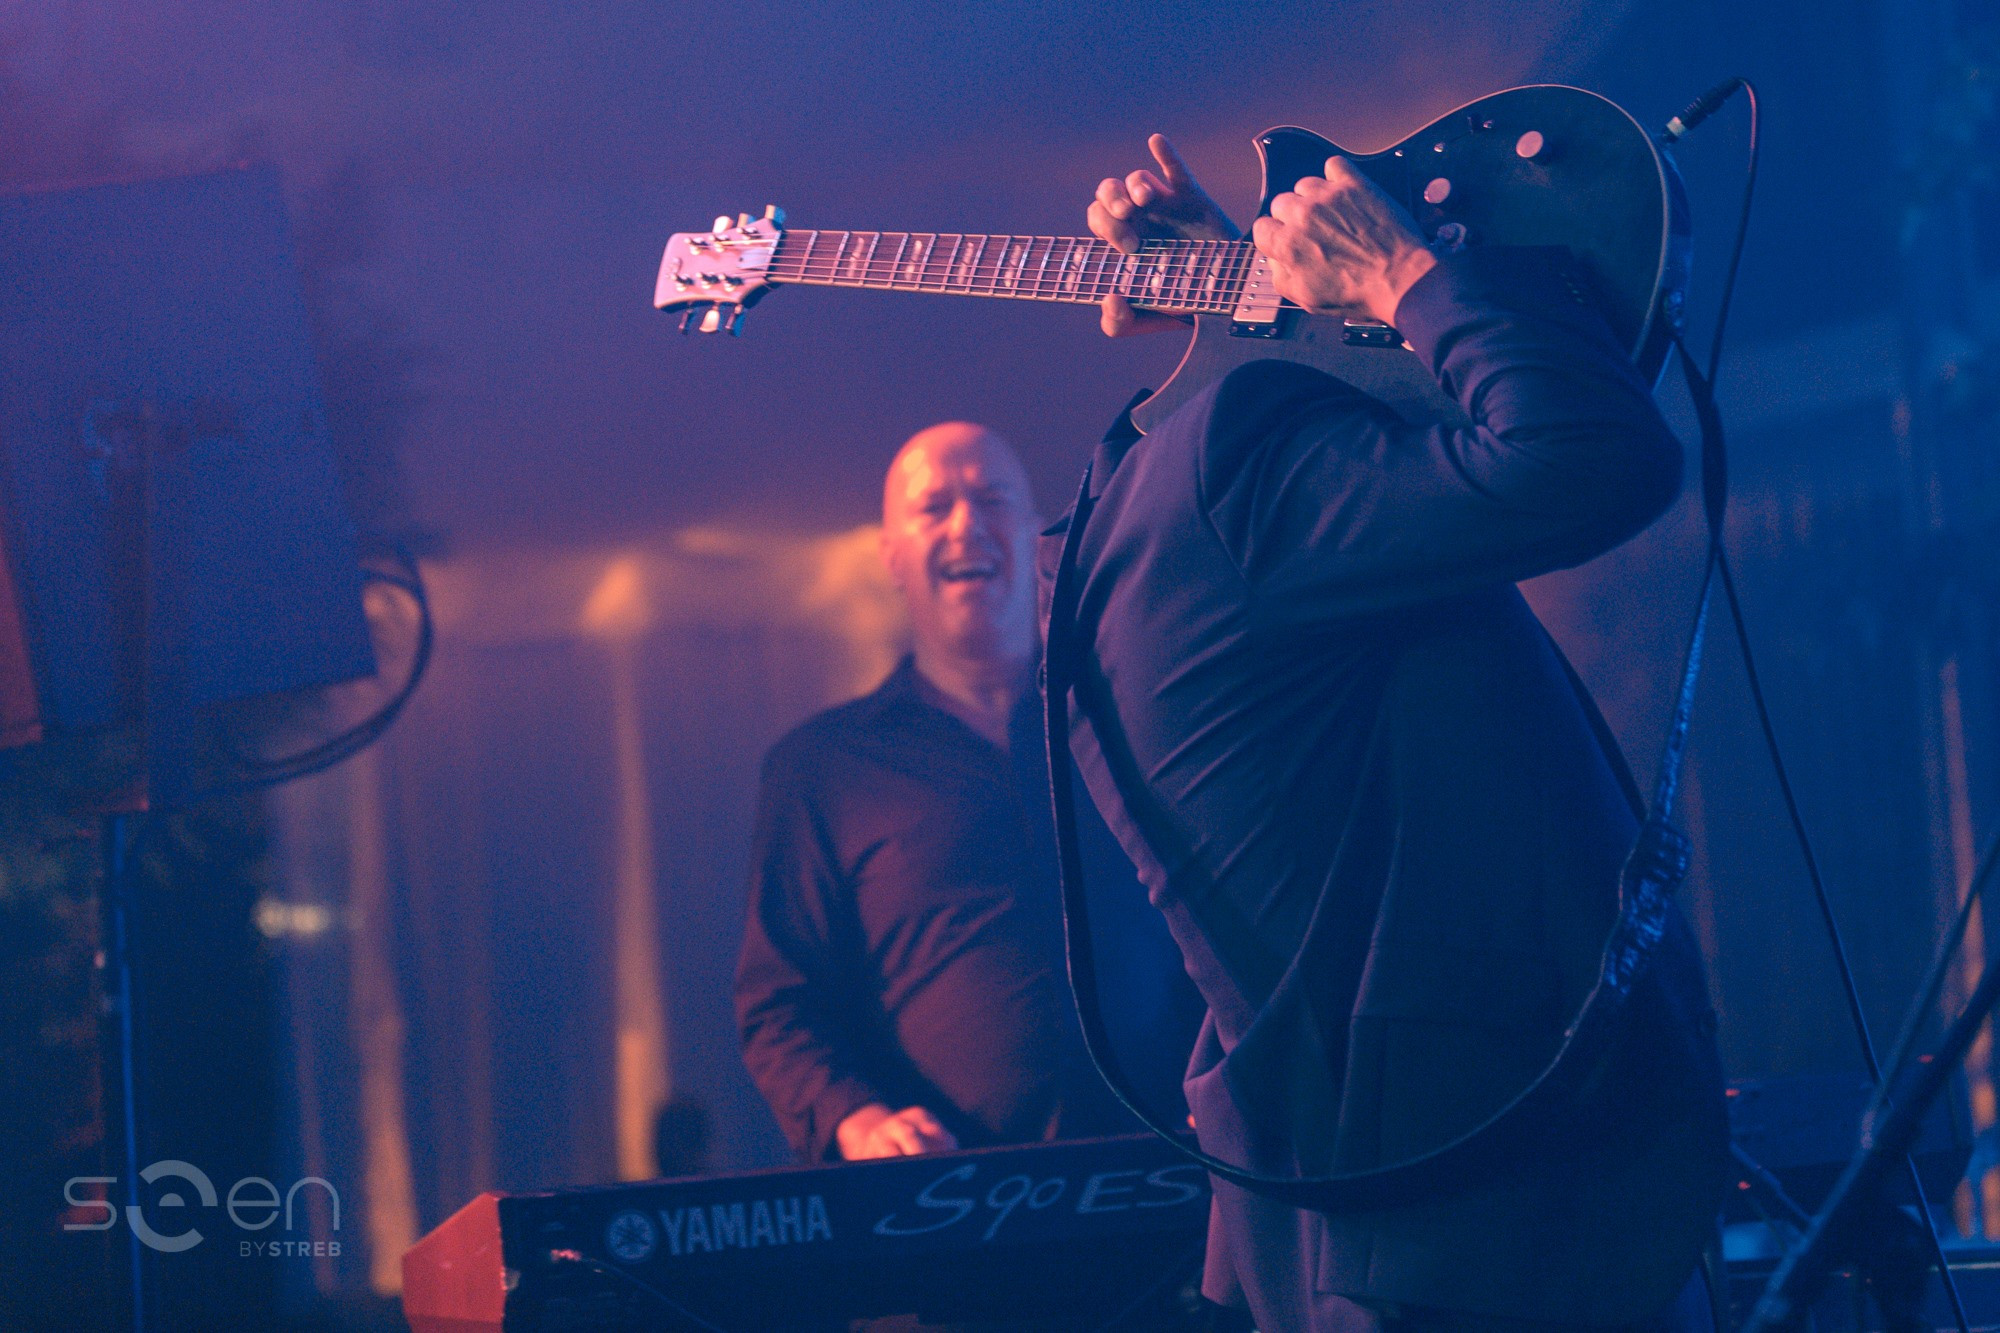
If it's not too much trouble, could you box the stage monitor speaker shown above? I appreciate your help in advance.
[0,165,376,753]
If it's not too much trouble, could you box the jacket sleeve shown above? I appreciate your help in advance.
[733,747,888,1161]
[1199,246,1684,619]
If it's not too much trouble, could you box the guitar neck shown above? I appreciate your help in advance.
[765,230,1256,315]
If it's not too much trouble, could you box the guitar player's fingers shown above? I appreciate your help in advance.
[1142,136,1239,242]
[1149,133,1196,191]
[1099,293,1191,338]
[895,1107,958,1153]
[1323,155,1366,189]
[1094,137,1240,252]
[1124,169,1168,210]
[1256,189,1431,324]
[1092,182,1143,254]
[1252,211,1348,314]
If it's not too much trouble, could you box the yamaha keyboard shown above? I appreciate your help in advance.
[402,1133,1211,1331]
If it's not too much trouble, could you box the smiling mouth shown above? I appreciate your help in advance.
[938,559,999,583]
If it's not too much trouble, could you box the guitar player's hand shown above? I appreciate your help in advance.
[1253,156,1436,327]
[1089,134,1239,338]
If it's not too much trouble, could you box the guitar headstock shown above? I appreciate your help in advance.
[654,206,785,335]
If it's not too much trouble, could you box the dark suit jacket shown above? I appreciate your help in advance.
[1040,248,1728,1327]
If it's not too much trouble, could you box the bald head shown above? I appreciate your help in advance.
[882,422,1031,525]
[879,422,1040,679]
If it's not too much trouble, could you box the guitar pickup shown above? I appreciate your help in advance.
[1341,320,1403,348]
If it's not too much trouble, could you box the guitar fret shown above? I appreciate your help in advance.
[763,226,1253,312]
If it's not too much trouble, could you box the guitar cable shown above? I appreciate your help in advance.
[185,541,435,803]
[1668,79,1973,1331]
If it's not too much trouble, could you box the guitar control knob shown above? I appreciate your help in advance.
[1423,177,1452,206]
[1515,131,1546,161]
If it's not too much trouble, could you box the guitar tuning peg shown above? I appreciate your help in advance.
[736,212,752,229]
[727,307,746,336]
[679,307,698,334]
[699,306,724,334]
[712,215,732,234]
[762,204,786,225]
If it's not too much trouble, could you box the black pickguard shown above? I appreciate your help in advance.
[1127,85,1689,435]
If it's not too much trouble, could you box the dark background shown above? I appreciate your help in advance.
[0,0,1995,1328]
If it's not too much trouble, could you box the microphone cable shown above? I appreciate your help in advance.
[1670,78,1971,1331]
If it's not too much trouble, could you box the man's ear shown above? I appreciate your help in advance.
[876,524,900,585]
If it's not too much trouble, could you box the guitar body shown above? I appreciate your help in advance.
[1128,86,1690,435]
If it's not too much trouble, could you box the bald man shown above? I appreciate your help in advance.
[734,423,1199,1163]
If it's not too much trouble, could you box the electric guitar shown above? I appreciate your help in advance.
[654,85,1689,434]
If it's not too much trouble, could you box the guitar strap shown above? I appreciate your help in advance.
[1044,367,1719,1210]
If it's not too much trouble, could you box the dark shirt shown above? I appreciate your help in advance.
[735,657,1198,1162]
[1042,249,1727,1327]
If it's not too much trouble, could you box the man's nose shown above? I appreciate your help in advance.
[945,499,979,539]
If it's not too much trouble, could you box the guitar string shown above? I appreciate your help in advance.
[758,233,1260,308]
[759,274,1244,312]
[769,268,1249,310]
[760,233,1257,270]
[761,231,1261,269]
[769,245,1258,284]
[768,234,1260,277]
[670,228,1264,310]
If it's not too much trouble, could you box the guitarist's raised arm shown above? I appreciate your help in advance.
[1088,134,1240,338]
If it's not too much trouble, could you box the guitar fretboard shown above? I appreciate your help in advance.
[765,231,1258,315]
